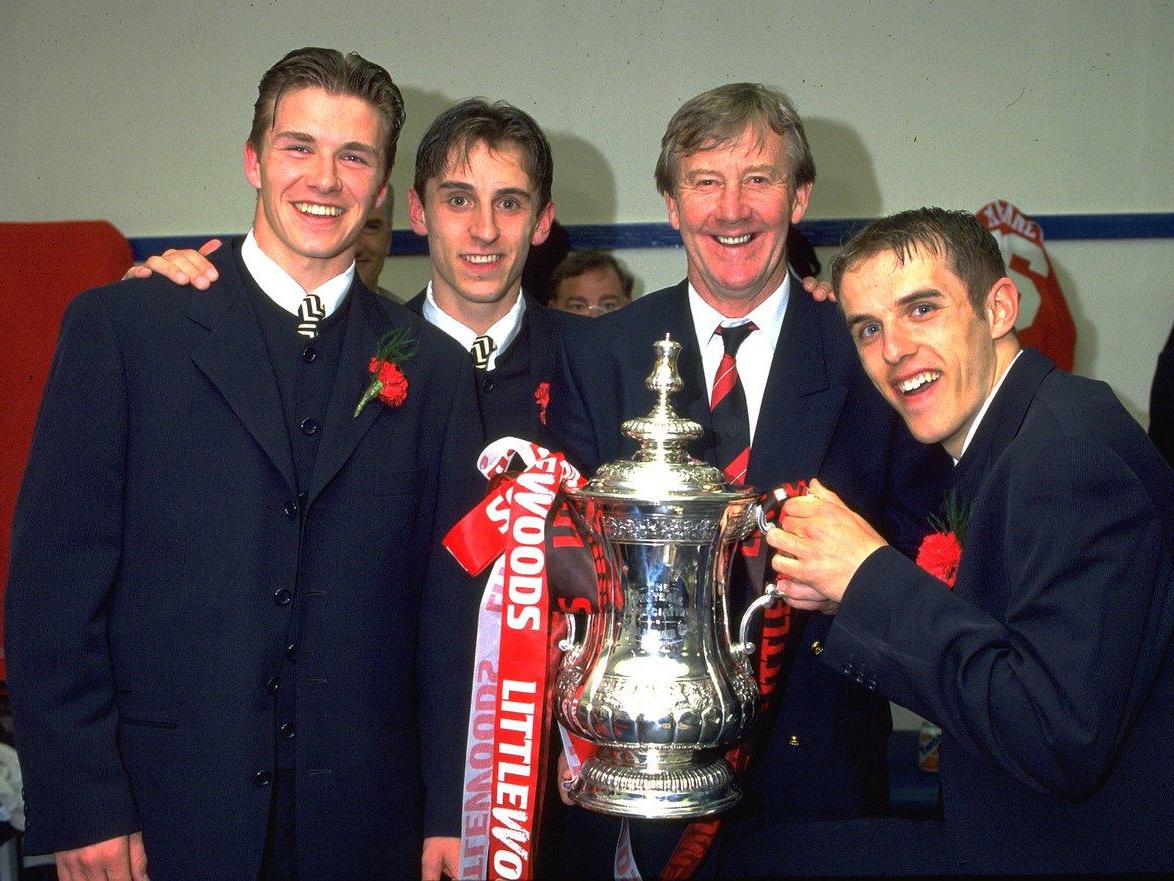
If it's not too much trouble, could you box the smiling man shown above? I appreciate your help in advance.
[404,98,568,448]
[6,48,482,881]
[767,208,1174,873]
[551,83,947,880]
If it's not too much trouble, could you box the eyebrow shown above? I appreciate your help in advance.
[435,180,533,201]
[845,288,944,331]
[272,130,378,156]
[684,163,780,179]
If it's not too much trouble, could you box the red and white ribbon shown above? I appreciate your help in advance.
[448,438,583,880]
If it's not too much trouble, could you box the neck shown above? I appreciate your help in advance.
[253,229,353,292]
[432,281,521,335]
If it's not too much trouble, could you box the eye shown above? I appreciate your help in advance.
[911,302,937,318]
[341,152,370,166]
[447,195,470,208]
[499,197,523,211]
[857,322,881,342]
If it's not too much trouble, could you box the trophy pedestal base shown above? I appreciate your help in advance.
[570,749,741,819]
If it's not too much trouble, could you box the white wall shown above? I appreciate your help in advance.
[2,0,1171,417]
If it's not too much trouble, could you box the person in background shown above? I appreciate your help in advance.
[6,47,481,881]
[548,249,634,316]
[354,185,396,297]
[1149,320,1174,466]
[768,207,1174,874]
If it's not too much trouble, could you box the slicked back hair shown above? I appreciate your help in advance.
[829,207,1008,314]
[414,98,553,209]
[551,250,634,299]
[655,82,815,195]
[248,47,405,180]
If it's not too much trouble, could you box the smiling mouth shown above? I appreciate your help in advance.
[295,202,344,217]
[463,254,500,265]
[896,371,941,395]
[714,233,753,245]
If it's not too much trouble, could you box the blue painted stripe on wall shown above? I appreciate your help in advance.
[129,212,1174,262]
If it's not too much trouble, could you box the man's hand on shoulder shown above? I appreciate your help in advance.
[56,831,148,881]
[123,239,222,289]
[801,275,836,303]
[421,836,460,881]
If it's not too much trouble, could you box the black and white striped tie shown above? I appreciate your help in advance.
[296,292,325,338]
[470,334,496,370]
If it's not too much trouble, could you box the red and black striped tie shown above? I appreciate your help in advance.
[710,321,757,485]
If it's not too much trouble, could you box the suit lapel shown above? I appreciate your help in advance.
[950,348,1053,505]
[747,280,847,491]
[307,285,388,505]
[188,252,296,492]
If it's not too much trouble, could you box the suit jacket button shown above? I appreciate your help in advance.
[300,417,320,436]
[254,770,272,787]
[841,663,853,675]
[266,675,280,694]
[283,499,298,520]
[302,345,318,364]
[481,376,495,393]
[285,643,297,659]
[273,588,293,606]
[788,735,800,747]
[810,640,824,655]
[854,672,866,685]
[279,721,296,739]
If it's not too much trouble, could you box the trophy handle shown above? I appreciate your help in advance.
[733,583,784,656]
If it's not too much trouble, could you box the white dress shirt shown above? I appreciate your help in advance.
[954,349,1024,464]
[421,283,527,372]
[240,229,355,317]
[689,276,791,444]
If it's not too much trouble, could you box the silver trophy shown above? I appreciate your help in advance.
[556,336,777,819]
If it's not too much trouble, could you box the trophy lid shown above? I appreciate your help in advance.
[580,335,755,501]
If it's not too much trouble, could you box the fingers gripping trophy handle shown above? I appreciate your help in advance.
[733,500,785,656]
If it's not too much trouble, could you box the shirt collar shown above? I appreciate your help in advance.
[955,349,1024,464]
[240,229,355,318]
[421,282,527,371]
[687,274,791,349]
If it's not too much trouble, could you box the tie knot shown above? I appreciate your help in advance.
[715,321,757,356]
[470,334,496,369]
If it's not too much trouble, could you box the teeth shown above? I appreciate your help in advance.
[465,254,499,264]
[716,234,752,245]
[897,371,940,394]
[295,202,343,217]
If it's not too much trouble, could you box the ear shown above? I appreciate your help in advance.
[244,142,261,190]
[985,276,1020,340]
[407,187,429,236]
[373,178,389,211]
[530,201,556,246]
[790,181,813,224]
[664,191,681,231]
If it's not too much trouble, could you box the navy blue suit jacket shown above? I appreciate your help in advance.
[549,280,947,874]
[405,288,568,451]
[818,349,1174,873]
[6,244,485,880]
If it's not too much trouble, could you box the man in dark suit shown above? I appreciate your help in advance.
[550,83,945,878]
[405,99,569,450]
[770,208,1174,873]
[6,48,482,881]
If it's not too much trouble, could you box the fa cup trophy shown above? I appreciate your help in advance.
[556,336,775,819]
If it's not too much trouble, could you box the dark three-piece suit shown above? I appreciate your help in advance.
[6,241,485,880]
[549,279,948,877]
[405,289,566,451]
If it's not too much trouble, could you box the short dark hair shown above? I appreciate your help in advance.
[413,98,553,209]
[655,83,815,195]
[829,208,1007,313]
[550,250,634,299]
[248,47,405,180]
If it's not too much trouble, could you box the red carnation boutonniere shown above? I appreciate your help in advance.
[353,328,415,418]
[534,381,551,426]
[916,490,969,588]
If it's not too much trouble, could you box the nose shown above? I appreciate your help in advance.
[309,154,340,192]
[882,322,916,365]
[470,202,499,243]
[716,181,750,223]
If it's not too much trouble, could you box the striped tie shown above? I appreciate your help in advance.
[296,292,325,338]
[710,321,757,485]
[470,334,496,370]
